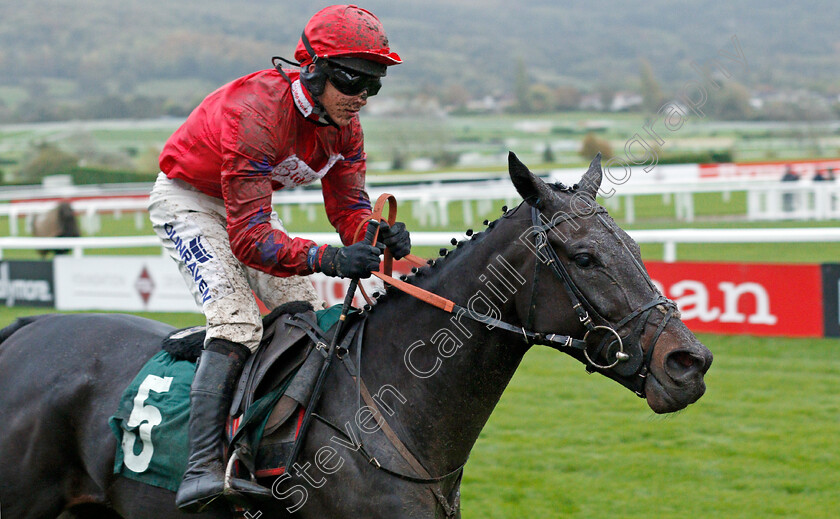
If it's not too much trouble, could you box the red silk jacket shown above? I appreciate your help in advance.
[159,69,372,276]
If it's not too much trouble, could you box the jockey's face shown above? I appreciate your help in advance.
[318,79,368,127]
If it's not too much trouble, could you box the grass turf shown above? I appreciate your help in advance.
[460,334,839,518]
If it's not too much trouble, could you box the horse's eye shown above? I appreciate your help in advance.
[573,253,595,268]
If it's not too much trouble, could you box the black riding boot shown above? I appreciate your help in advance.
[175,338,272,512]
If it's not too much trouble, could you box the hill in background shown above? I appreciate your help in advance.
[0,0,838,122]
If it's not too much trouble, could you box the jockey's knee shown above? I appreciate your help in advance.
[202,292,265,353]
[204,321,263,353]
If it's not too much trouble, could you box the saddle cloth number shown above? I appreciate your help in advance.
[121,374,173,473]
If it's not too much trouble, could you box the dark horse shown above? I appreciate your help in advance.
[0,154,712,518]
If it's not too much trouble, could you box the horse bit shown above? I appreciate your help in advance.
[283,196,678,518]
[436,201,678,397]
[521,202,678,396]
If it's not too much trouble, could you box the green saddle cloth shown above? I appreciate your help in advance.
[109,350,195,492]
[109,304,345,492]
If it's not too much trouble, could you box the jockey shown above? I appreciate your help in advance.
[148,5,411,511]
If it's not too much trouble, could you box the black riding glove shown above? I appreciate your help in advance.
[378,221,411,259]
[316,242,384,279]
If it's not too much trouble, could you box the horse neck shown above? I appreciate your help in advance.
[360,228,533,473]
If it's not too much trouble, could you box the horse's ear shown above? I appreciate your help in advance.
[578,153,603,199]
[508,151,555,209]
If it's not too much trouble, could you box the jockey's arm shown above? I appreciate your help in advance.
[223,169,318,277]
[320,149,373,246]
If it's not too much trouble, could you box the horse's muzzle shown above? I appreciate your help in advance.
[644,327,713,413]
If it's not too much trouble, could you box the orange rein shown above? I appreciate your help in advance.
[352,194,452,311]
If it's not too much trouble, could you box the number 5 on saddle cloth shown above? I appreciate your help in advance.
[109,301,359,492]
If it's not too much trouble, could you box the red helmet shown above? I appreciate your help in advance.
[295,5,402,69]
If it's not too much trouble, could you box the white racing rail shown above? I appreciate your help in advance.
[2,228,839,263]
[2,178,840,235]
[628,227,840,262]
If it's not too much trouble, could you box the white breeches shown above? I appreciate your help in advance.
[148,173,324,352]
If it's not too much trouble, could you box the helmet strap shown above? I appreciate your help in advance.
[272,56,297,84]
[301,32,320,62]
[273,36,340,128]
[271,57,333,127]
[310,98,338,128]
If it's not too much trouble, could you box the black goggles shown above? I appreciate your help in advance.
[321,62,382,97]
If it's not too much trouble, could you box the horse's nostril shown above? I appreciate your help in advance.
[665,350,705,381]
[673,351,695,368]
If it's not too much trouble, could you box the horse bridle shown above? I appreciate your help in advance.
[518,203,678,397]
[368,198,679,398]
[283,195,679,517]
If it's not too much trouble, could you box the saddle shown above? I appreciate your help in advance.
[162,300,363,478]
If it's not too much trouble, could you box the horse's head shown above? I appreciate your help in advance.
[505,152,712,413]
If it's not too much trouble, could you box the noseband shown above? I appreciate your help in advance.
[287,195,679,518]
[367,197,678,398]
[522,204,678,397]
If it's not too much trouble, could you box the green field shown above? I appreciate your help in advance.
[3,114,840,182]
[465,334,839,518]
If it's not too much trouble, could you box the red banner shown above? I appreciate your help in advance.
[646,261,824,337]
[286,259,824,338]
[699,159,840,181]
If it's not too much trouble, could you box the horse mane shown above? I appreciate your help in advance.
[369,202,522,308]
[369,181,587,309]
